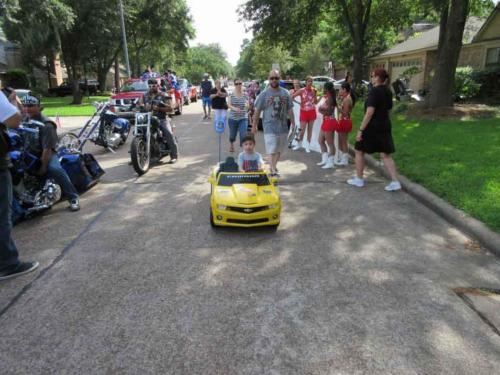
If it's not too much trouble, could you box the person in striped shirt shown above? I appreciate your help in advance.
[227,78,249,152]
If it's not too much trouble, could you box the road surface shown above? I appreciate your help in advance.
[1,104,500,374]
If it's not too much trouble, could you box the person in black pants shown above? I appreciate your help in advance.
[0,90,39,281]
[347,68,401,191]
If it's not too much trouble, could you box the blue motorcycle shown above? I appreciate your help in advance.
[58,102,130,154]
[8,120,105,223]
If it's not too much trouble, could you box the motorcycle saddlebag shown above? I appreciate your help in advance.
[60,153,105,192]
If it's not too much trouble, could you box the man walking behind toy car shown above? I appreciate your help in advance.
[252,70,295,176]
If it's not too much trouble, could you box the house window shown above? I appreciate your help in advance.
[486,48,500,67]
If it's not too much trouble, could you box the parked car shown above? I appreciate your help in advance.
[48,82,74,97]
[311,76,334,90]
[333,78,370,91]
[109,80,149,117]
[13,89,32,100]
[48,80,99,97]
[80,79,99,94]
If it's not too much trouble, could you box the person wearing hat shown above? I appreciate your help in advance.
[0,90,39,281]
[200,73,213,120]
[21,95,81,211]
[137,79,178,163]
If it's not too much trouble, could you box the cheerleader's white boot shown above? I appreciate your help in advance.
[317,152,328,166]
[322,155,335,169]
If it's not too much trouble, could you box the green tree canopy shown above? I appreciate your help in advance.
[183,44,233,83]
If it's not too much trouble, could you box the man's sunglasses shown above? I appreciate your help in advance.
[269,77,280,81]
[235,82,242,85]
[149,84,158,87]
[24,104,37,108]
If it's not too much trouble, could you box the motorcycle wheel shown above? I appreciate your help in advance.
[58,132,80,152]
[131,137,150,175]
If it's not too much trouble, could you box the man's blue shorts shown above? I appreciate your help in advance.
[202,96,212,107]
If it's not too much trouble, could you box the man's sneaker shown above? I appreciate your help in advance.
[0,261,39,281]
[385,181,402,191]
[347,177,364,187]
[169,157,177,164]
[292,143,302,151]
[69,198,80,212]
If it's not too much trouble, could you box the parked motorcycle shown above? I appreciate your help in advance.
[58,102,130,154]
[130,110,172,176]
[8,120,105,223]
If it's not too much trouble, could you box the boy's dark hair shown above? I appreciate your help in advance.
[241,133,255,144]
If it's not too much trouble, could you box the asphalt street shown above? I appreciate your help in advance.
[1,103,500,374]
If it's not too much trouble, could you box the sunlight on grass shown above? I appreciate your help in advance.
[350,104,500,231]
[42,95,109,116]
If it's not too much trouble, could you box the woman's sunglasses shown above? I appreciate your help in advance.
[235,82,242,85]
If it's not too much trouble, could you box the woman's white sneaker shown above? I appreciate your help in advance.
[384,181,402,191]
[347,177,364,187]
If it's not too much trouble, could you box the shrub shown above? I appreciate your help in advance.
[472,67,500,100]
[455,66,481,100]
[4,69,30,88]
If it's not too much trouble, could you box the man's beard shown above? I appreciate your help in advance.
[270,82,279,88]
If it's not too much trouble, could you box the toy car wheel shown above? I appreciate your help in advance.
[210,211,217,227]
[270,223,280,231]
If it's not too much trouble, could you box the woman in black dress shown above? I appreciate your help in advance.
[347,68,401,191]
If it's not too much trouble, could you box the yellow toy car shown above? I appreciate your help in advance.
[209,165,281,228]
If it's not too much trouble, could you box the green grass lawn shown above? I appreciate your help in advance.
[350,104,500,232]
[42,96,109,116]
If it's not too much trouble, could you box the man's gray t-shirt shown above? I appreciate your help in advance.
[254,87,293,135]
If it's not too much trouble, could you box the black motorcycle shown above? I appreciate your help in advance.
[130,110,172,175]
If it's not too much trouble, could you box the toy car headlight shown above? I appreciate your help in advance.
[217,204,227,210]
[268,204,278,209]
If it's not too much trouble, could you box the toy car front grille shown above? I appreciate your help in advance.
[228,206,268,214]
[227,218,269,225]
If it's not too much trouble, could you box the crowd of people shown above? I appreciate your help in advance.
[0,67,401,281]
[207,68,401,191]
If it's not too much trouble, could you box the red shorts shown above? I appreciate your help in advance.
[333,118,353,133]
[300,109,317,122]
[321,117,337,132]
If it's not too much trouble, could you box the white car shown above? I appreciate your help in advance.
[312,76,334,90]
[334,78,370,91]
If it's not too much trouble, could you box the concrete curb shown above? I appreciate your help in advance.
[348,146,500,257]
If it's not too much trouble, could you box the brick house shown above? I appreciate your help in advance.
[370,4,500,93]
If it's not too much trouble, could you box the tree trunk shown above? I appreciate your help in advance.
[97,68,108,93]
[352,33,365,92]
[69,66,83,105]
[428,0,470,108]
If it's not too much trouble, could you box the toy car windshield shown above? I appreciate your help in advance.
[218,173,270,187]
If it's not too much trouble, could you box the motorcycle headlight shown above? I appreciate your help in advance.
[217,204,227,210]
[268,204,278,209]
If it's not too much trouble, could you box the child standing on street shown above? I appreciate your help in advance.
[238,134,264,172]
